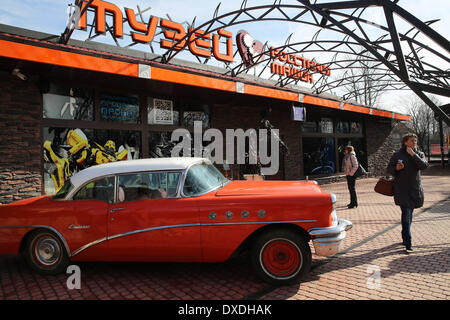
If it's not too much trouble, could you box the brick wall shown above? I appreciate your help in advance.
[0,71,42,204]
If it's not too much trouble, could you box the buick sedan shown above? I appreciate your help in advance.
[0,157,352,285]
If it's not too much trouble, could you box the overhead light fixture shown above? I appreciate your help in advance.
[12,68,27,81]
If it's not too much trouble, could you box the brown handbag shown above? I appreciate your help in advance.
[374,177,394,196]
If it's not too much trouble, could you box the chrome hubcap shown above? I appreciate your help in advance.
[34,236,61,266]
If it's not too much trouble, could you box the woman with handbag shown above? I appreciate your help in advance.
[342,146,359,209]
[387,133,428,253]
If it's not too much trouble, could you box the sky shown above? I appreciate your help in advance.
[0,0,449,113]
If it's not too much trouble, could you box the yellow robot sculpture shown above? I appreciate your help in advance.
[43,129,90,192]
[90,140,128,164]
[44,129,129,192]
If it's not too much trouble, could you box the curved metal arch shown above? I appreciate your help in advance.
[160,0,450,125]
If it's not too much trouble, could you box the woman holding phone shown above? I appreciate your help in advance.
[387,133,428,253]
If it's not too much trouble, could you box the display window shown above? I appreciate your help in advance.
[100,93,140,123]
[43,84,94,121]
[318,118,333,134]
[148,97,180,125]
[149,131,176,158]
[303,137,336,175]
[181,102,210,128]
[300,121,318,133]
[350,121,362,134]
[42,127,140,194]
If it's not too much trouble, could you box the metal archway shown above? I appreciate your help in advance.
[159,0,450,125]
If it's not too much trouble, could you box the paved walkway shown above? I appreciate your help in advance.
[262,164,450,300]
[0,164,449,300]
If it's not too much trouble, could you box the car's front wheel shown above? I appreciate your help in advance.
[24,229,70,275]
[251,229,311,285]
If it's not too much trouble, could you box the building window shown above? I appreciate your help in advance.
[301,121,318,133]
[100,93,140,123]
[149,131,177,158]
[182,102,210,128]
[43,84,94,121]
[148,97,180,125]
[319,118,333,133]
[337,120,350,134]
[43,127,140,194]
[350,121,362,134]
[303,137,336,175]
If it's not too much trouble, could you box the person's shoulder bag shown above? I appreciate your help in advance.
[353,163,367,178]
[374,176,394,196]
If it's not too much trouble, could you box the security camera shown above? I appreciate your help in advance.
[12,68,27,81]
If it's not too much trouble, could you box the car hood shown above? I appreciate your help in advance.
[215,180,322,197]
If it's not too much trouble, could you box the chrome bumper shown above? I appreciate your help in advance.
[308,218,353,257]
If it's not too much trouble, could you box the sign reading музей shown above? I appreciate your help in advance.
[74,0,331,83]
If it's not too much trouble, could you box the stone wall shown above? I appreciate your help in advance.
[0,71,42,204]
[366,119,411,176]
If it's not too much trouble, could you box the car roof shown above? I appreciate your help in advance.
[70,157,207,188]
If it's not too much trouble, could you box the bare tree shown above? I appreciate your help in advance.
[338,54,392,107]
[403,94,442,153]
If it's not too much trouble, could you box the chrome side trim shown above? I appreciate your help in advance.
[70,219,317,257]
[0,225,71,256]
[70,237,108,257]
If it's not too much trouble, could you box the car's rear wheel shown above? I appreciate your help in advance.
[24,230,70,275]
[251,229,311,285]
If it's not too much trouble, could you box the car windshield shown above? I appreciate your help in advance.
[53,179,74,199]
[183,162,230,196]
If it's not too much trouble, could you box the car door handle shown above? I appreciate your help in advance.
[110,208,125,213]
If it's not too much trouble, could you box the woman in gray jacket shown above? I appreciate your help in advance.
[387,133,428,253]
[342,146,359,209]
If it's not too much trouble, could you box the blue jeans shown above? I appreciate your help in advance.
[400,206,414,248]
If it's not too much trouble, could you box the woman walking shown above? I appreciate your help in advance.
[387,133,428,253]
[342,146,359,209]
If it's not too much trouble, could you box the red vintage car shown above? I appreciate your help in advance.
[0,158,352,285]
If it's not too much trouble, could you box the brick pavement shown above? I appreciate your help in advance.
[0,164,449,300]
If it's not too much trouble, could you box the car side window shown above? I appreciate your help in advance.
[72,176,115,203]
[117,171,181,202]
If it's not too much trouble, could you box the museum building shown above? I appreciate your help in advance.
[0,17,411,204]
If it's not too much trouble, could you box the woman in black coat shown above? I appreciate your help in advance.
[387,133,428,253]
